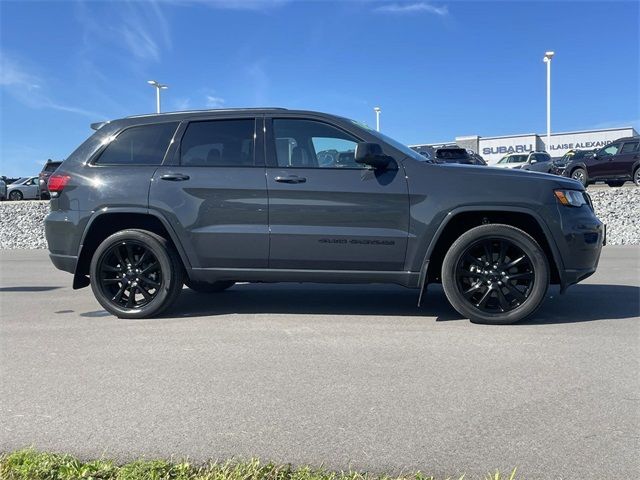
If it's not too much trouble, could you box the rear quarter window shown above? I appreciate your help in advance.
[94,122,178,165]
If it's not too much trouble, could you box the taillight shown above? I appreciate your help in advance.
[48,174,71,196]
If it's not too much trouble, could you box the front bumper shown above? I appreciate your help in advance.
[552,202,604,292]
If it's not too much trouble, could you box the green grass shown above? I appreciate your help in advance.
[0,449,518,480]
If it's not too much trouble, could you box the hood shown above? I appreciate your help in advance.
[433,162,584,190]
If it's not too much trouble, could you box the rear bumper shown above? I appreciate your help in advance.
[49,253,77,274]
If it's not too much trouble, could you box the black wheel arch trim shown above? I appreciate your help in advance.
[417,205,566,294]
[72,207,192,289]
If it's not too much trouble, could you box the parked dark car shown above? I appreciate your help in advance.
[550,149,596,176]
[39,159,63,199]
[563,137,640,187]
[0,178,6,201]
[434,147,485,165]
[45,108,604,324]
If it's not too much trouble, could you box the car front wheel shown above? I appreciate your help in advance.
[9,190,23,201]
[90,229,184,319]
[441,224,549,324]
[634,168,640,186]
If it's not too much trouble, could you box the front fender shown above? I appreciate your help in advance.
[416,204,566,291]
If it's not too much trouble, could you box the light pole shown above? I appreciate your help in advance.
[374,106,381,132]
[147,80,168,113]
[543,51,554,152]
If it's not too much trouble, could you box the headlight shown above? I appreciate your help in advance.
[554,189,587,207]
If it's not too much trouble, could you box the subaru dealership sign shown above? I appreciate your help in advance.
[411,126,638,164]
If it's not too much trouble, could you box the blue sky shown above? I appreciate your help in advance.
[1,0,638,176]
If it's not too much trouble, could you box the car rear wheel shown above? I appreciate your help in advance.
[441,224,549,324]
[634,168,640,186]
[90,229,184,319]
[9,190,23,201]
[185,279,235,293]
[571,168,588,186]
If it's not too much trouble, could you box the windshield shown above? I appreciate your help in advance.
[351,120,428,162]
[11,177,28,184]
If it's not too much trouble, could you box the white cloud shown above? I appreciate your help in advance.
[246,59,269,105]
[173,97,192,111]
[0,53,103,119]
[205,95,226,108]
[76,0,171,64]
[374,2,449,16]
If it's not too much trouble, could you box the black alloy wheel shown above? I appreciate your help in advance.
[454,239,534,314]
[90,229,183,318]
[98,241,162,310]
[442,224,549,324]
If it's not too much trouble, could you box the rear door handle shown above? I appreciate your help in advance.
[160,173,190,181]
[274,175,307,184]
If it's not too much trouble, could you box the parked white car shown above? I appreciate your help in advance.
[7,176,40,200]
[493,154,529,168]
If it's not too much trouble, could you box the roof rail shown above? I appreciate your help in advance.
[126,107,289,119]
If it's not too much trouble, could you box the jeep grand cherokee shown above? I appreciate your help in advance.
[45,109,604,324]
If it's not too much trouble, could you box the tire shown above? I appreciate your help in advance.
[185,279,235,293]
[634,167,640,186]
[606,181,625,188]
[90,229,184,319]
[441,224,549,325]
[9,190,23,201]
[570,168,588,187]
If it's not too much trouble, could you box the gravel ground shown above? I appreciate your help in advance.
[0,200,49,249]
[0,186,638,249]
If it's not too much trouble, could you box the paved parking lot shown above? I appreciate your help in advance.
[1,247,638,479]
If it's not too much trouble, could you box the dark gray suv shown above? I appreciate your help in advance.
[45,109,604,324]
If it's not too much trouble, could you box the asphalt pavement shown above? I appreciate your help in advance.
[1,247,638,479]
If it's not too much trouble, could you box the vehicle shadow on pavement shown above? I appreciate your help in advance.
[0,286,62,292]
[160,283,639,323]
[162,283,458,319]
[522,284,640,324]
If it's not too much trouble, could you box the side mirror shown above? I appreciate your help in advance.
[355,142,392,169]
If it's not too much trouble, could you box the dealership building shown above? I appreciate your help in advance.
[410,126,639,164]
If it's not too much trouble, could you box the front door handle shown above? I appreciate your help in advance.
[160,173,190,181]
[274,175,307,184]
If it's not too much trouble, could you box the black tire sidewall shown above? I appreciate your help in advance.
[89,229,182,319]
[441,224,549,325]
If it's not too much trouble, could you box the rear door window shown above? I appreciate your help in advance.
[620,142,639,154]
[180,119,256,167]
[95,122,178,165]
